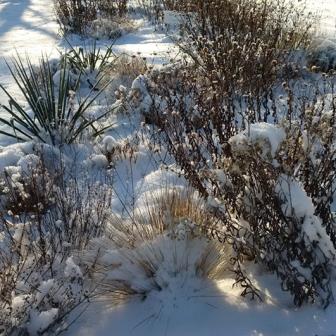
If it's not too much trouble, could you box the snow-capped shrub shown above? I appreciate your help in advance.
[100,135,139,166]
[1,156,56,215]
[54,0,129,36]
[0,159,112,335]
[102,54,148,105]
[213,129,336,307]
[97,0,128,18]
[172,0,315,98]
[54,0,97,35]
[141,62,336,307]
[83,191,230,303]
[89,16,136,40]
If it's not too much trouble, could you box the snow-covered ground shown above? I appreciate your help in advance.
[65,280,336,336]
[0,0,58,57]
[113,23,176,64]
[308,0,336,35]
[1,1,336,335]
[0,0,58,102]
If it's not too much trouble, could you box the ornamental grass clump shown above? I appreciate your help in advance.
[83,191,230,304]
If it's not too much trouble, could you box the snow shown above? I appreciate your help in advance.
[0,142,34,171]
[28,308,59,335]
[86,154,109,169]
[1,0,336,335]
[276,174,335,258]
[64,257,83,279]
[65,276,336,336]
[35,279,56,305]
[113,21,177,65]
[229,123,286,158]
[11,294,31,318]
[306,0,336,71]
[0,0,58,114]
[307,0,336,37]
[102,135,118,152]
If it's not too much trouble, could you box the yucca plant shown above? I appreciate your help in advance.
[0,55,112,145]
[61,39,118,91]
[64,39,116,78]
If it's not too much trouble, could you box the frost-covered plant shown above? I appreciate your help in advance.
[54,0,129,35]
[1,156,57,215]
[63,39,116,89]
[106,53,148,101]
[134,0,181,24]
[0,156,112,335]
[283,96,336,245]
[215,124,336,307]
[83,191,230,303]
[0,55,111,145]
[174,0,315,98]
[0,256,86,336]
[54,0,97,35]
[134,65,336,307]
[89,16,136,40]
[100,135,139,167]
[97,0,128,18]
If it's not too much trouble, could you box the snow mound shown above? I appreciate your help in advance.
[28,308,59,335]
[229,123,286,159]
[276,174,335,258]
[308,38,336,71]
